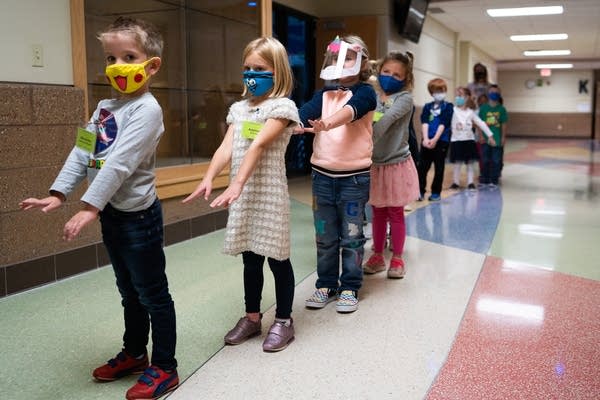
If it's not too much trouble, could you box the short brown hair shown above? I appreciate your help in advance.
[98,17,164,57]
[427,78,447,95]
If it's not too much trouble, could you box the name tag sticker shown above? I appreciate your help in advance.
[241,121,263,140]
[76,127,97,153]
[373,111,384,122]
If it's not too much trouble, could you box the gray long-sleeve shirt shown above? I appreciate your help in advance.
[51,92,164,212]
[371,90,413,165]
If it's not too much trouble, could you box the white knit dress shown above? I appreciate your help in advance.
[223,97,299,261]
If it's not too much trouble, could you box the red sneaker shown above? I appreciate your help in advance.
[126,366,179,400]
[93,350,149,381]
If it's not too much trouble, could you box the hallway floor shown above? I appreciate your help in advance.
[1,138,598,399]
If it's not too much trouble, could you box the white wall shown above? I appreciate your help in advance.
[388,16,456,107]
[0,0,73,85]
[498,70,593,113]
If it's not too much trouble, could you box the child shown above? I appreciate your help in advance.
[449,86,496,190]
[183,37,299,352]
[298,35,376,313]
[478,88,507,187]
[363,51,420,279]
[417,78,453,201]
[19,17,178,400]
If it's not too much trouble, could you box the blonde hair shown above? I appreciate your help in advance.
[242,37,294,98]
[378,51,415,92]
[340,35,371,81]
[98,17,163,57]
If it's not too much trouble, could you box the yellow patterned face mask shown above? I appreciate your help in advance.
[105,58,156,94]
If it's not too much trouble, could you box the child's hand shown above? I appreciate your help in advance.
[63,206,99,241]
[292,125,306,134]
[210,182,243,208]
[19,195,63,213]
[308,119,327,133]
[182,180,212,203]
[488,136,497,146]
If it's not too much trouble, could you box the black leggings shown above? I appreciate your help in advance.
[242,251,295,319]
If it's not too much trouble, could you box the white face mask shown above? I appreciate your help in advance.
[319,36,364,81]
[433,92,446,102]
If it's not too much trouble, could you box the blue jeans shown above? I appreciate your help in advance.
[481,144,503,184]
[99,199,177,370]
[312,171,370,292]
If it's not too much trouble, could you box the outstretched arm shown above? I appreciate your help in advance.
[210,117,289,207]
[182,124,235,203]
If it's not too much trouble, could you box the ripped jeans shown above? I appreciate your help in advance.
[312,170,370,292]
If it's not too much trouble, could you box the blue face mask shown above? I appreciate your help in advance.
[378,74,405,94]
[455,96,466,107]
[243,71,274,96]
[488,92,501,102]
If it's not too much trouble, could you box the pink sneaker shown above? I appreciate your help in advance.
[363,253,386,274]
[387,257,405,279]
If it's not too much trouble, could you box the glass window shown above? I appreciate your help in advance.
[84,0,260,167]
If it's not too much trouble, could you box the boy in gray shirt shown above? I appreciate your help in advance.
[20,17,178,400]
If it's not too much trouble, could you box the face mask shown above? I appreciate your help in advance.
[378,75,405,94]
[455,96,466,107]
[488,92,501,102]
[105,58,156,94]
[243,71,274,96]
[433,92,446,102]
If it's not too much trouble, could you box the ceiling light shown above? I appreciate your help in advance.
[523,49,571,56]
[535,63,573,69]
[510,33,568,41]
[487,6,564,17]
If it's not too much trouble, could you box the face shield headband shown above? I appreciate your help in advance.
[319,37,365,81]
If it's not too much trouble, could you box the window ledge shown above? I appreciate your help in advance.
[156,163,229,199]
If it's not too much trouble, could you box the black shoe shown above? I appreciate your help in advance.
[449,183,460,190]
[467,183,477,191]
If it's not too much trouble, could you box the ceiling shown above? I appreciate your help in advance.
[427,0,600,70]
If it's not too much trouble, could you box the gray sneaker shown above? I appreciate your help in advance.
[305,288,337,309]
[336,290,358,313]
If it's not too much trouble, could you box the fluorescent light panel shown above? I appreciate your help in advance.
[535,63,573,69]
[523,49,571,56]
[510,33,568,41]
[487,6,564,17]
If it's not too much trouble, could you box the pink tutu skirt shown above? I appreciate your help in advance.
[369,156,420,208]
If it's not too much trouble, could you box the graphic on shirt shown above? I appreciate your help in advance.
[484,111,500,127]
[93,109,118,154]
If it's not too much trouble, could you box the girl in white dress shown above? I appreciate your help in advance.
[184,37,299,352]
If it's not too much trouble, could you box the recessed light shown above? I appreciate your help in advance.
[535,63,573,69]
[487,6,564,17]
[510,33,568,41]
[523,49,571,56]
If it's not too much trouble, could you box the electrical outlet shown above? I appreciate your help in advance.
[32,44,43,67]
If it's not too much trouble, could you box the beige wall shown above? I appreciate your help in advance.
[498,70,593,113]
[0,0,73,85]
[388,16,457,107]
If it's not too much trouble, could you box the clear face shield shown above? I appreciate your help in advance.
[319,36,364,81]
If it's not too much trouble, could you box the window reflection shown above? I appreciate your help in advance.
[84,0,259,167]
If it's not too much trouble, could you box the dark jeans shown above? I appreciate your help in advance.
[100,199,177,370]
[480,144,503,184]
[242,251,295,319]
[312,171,370,292]
[418,141,449,195]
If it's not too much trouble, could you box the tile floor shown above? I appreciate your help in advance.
[0,138,598,400]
